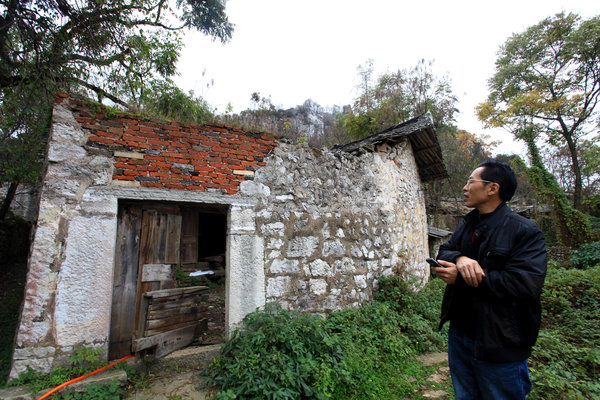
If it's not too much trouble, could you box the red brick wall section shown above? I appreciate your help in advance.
[56,94,278,194]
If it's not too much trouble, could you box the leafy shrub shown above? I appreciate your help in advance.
[541,264,600,343]
[7,346,126,399]
[58,380,123,400]
[588,215,600,233]
[374,275,448,352]
[8,346,105,392]
[324,302,426,399]
[529,264,600,399]
[206,302,346,399]
[530,330,600,399]
[569,241,600,269]
[206,277,447,399]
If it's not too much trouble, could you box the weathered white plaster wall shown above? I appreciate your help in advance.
[11,104,120,378]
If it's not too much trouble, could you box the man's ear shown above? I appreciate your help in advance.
[487,182,500,197]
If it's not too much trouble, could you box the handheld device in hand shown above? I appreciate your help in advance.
[426,258,445,268]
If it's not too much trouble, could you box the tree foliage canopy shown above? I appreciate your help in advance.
[0,0,232,106]
[0,0,232,216]
[477,12,600,210]
[341,59,458,141]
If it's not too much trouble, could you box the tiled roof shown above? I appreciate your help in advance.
[333,112,448,182]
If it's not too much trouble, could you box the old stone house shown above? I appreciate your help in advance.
[9,94,446,378]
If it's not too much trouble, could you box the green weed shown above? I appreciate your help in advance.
[205,278,448,399]
[206,302,345,399]
[6,346,128,399]
[569,241,600,269]
[529,264,600,399]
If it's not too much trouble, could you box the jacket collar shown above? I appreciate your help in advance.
[464,202,509,225]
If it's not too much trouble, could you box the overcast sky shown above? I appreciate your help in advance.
[175,0,598,155]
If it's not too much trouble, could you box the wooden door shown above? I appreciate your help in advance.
[109,204,182,359]
[109,204,142,360]
[134,206,182,322]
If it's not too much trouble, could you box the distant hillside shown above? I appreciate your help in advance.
[218,99,350,147]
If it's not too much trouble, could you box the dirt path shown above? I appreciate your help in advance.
[417,352,452,399]
[125,368,214,400]
[124,351,452,399]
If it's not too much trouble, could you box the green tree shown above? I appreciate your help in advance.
[341,59,458,141]
[140,81,214,124]
[477,12,600,210]
[0,0,233,218]
[439,129,498,198]
[541,139,600,203]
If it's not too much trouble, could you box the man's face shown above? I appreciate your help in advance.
[463,167,493,209]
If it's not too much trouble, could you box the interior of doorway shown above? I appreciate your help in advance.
[180,208,227,345]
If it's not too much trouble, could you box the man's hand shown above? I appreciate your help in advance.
[432,260,458,285]
[455,255,486,287]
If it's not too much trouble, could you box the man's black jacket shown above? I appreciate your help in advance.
[437,202,547,362]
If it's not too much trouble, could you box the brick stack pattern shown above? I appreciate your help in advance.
[56,94,278,194]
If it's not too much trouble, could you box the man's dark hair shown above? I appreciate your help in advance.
[478,160,517,202]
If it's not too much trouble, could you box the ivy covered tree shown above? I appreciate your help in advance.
[514,127,592,246]
[0,0,233,218]
[477,12,600,211]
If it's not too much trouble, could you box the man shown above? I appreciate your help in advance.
[432,160,547,399]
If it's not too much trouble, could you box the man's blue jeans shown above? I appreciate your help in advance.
[448,325,532,399]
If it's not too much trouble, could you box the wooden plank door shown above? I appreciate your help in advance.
[109,204,143,360]
[109,204,182,360]
[135,207,182,326]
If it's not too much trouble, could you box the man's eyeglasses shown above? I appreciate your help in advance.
[465,178,493,186]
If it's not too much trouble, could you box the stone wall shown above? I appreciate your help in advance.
[10,97,276,379]
[241,140,429,313]
[10,96,433,378]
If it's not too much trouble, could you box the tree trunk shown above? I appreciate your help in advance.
[0,182,19,220]
[563,134,583,211]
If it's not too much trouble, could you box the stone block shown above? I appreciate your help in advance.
[54,215,116,346]
[230,205,256,234]
[48,139,87,162]
[287,236,318,258]
[240,180,270,196]
[266,238,284,249]
[0,385,36,400]
[270,259,300,274]
[309,279,327,295]
[12,346,56,359]
[308,259,333,277]
[354,275,367,289]
[322,239,345,257]
[113,151,144,159]
[267,250,281,259]
[333,257,356,274]
[227,234,265,328]
[9,356,54,380]
[266,276,291,298]
[261,222,285,236]
[350,245,363,258]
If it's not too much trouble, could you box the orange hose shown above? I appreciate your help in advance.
[37,355,135,400]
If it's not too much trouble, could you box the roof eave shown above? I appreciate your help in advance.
[333,112,448,182]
